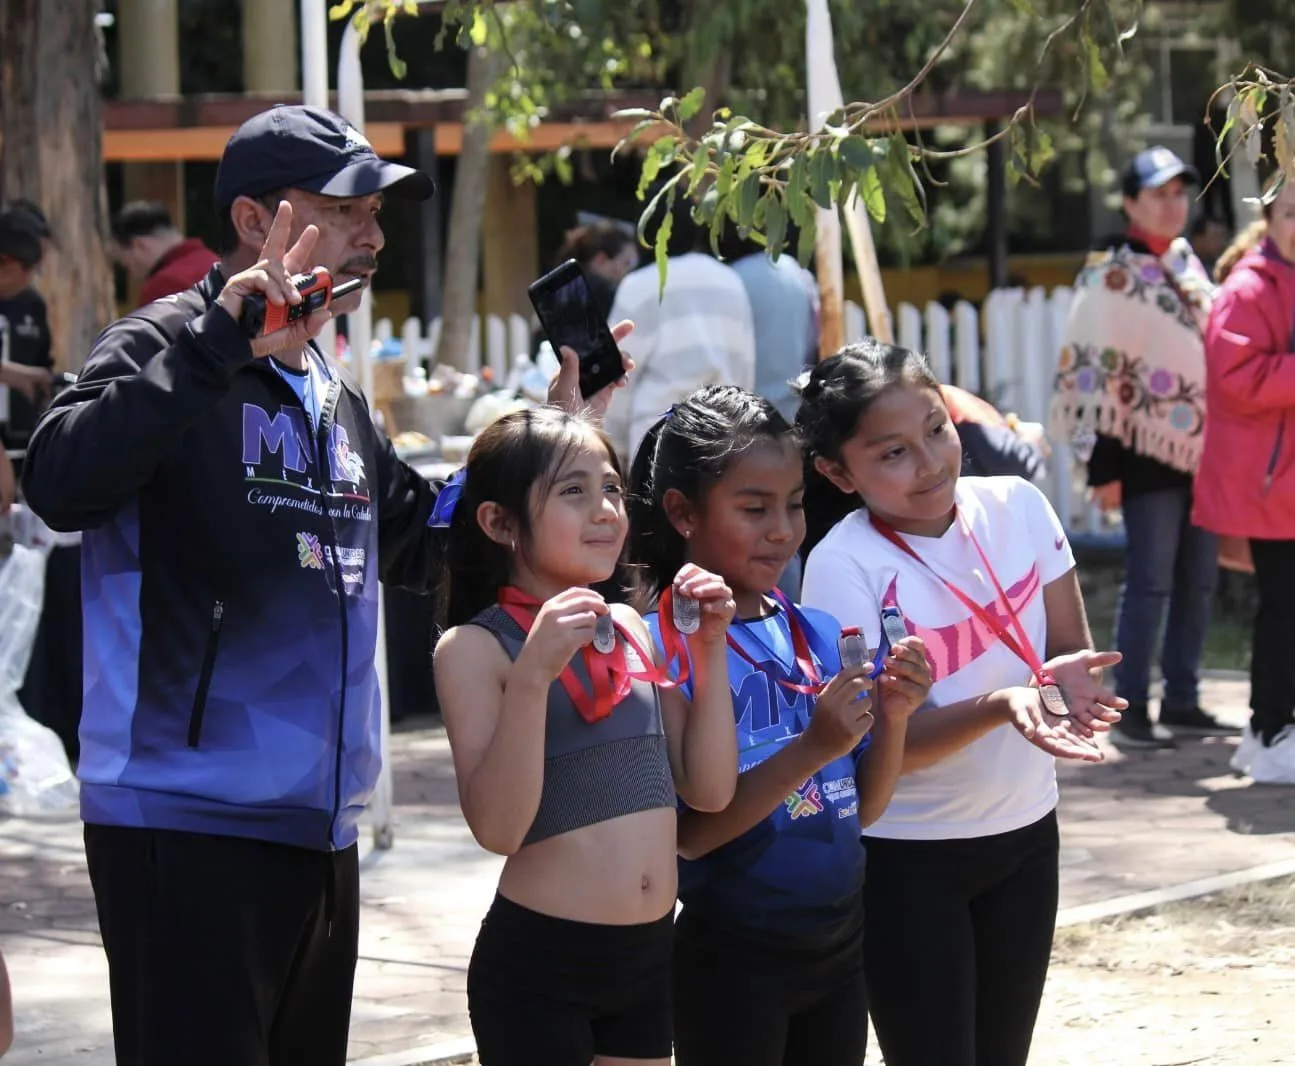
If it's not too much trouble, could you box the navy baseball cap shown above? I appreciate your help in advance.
[213,105,434,210]
[1121,146,1201,198]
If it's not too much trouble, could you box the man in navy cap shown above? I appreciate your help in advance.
[21,105,629,1066]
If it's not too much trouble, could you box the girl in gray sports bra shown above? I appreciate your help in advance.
[431,407,738,1066]
[468,603,676,846]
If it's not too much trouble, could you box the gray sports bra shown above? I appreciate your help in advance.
[470,605,676,846]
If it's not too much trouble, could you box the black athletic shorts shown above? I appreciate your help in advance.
[468,893,674,1065]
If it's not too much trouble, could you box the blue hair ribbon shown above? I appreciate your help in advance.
[428,467,467,529]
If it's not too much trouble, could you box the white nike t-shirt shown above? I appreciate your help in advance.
[802,476,1076,840]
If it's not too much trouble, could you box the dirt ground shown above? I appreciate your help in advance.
[1027,877,1295,1066]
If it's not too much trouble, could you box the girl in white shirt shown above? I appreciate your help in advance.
[797,340,1127,1066]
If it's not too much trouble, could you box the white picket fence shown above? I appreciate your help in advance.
[375,285,1106,537]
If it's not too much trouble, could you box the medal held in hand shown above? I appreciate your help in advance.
[672,592,701,635]
[1039,682,1070,718]
[592,613,617,654]
[837,627,871,671]
[880,606,908,649]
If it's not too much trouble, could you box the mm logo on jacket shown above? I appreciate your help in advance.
[243,403,372,523]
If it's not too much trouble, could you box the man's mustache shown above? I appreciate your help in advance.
[338,257,379,275]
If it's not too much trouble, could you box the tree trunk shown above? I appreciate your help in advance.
[433,44,501,372]
[0,0,114,373]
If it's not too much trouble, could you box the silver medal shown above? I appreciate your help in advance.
[837,628,870,671]
[881,607,908,647]
[592,614,617,654]
[672,593,701,635]
[1040,683,1069,718]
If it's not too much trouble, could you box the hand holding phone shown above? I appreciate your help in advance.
[528,259,625,400]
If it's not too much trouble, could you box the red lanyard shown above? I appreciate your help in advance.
[498,587,686,723]
[726,593,824,696]
[870,512,1056,688]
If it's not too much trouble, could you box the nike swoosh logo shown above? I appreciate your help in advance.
[1054,535,1066,551]
[881,566,1042,683]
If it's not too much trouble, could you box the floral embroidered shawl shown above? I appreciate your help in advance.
[1050,236,1214,474]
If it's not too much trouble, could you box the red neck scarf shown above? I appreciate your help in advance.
[1126,224,1173,258]
[497,587,690,722]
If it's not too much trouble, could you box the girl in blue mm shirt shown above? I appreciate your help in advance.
[627,386,933,1066]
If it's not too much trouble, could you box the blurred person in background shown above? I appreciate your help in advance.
[606,191,755,465]
[0,209,53,453]
[1051,146,1230,750]
[1196,175,1295,785]
[110,201,219,307]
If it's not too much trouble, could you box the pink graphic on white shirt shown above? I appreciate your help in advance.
[881,566,1041,682]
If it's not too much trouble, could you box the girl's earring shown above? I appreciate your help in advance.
[684,529,692,539]
[510,538,516,552]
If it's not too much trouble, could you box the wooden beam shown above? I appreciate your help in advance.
[101,122,410,162]
[40,87,1065,162]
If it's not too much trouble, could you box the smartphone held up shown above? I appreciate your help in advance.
[528,259,624,399]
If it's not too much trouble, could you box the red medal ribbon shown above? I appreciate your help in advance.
[869,512,1057,689]
[726,592,825,696]
[498,587,685,723]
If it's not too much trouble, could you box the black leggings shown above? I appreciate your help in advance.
[1249,539,1295,744]
[862,812,1059,1066]
[672,909,867,1066]
[468,895,674,1065]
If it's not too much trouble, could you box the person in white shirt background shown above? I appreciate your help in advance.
[797,341,1126,1066]
[604,191,756,465]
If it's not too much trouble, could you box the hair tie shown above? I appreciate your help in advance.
[660,403,679,422]
[428,467,467,529]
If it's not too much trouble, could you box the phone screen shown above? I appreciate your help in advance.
[528,260,623,398]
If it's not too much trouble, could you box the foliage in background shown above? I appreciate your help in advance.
[336,0,1147,285]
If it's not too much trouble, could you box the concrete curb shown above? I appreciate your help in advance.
[354,861,1295,1066]
[1055,857,1295,928]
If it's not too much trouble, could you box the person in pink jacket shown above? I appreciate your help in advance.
[1197,176,1295,784]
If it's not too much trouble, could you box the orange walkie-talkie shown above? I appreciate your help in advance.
[238,267,363,337]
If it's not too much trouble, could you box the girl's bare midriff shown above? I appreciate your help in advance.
[497,807,678,925]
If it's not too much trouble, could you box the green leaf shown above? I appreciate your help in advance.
[328,0,359,21]
[655,190,675,298]
[1005,0,1035,11]
[677,87,706,123]
[785,152,809,208]
[859,165,886,222]
[384,20,407,80]
[1086,39,1110,92]
[796,213,818,269]
[687,155,709,198]
[469,10,488,46]
[637,146,664,199]
[737,174,761,230]
[716,154,739,199]
[888,134,925,224]
[837,135,876,172]
[764,196,788,262]
[1027,127,1056,172]
[809,150,835,209]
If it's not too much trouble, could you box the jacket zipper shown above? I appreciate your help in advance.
[1264,417,1287,495]
[262,360,351,847]
[315,381,350,849]
[188,600,225,748]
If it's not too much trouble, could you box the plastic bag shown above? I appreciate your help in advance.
[0,542,79,816]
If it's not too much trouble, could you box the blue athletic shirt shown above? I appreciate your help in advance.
[648,600,871,937]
